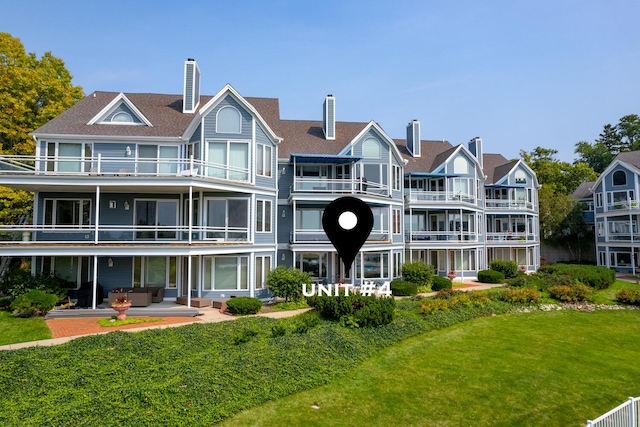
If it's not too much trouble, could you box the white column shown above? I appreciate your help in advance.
[94,186,100,244]
[188,185,193,245]
[187,255,192,308]
[92,255,98,309]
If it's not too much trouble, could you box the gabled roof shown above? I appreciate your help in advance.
[592,151,640,190]
[483,154,513,184]
[32,91,282,141]
[276,120,369,158]
[86,93,153,126]
[613,151,640,169]
[572,181,595,199]
[396,140,455,173]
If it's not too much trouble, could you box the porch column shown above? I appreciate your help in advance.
[94,186,100,244]
[92,255,98,309]
[188,185,193,245]
[187,255,192,308]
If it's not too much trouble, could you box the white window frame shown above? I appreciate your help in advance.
[256,199,272,233]
[393,208,402,234]
[204,256,249,290]
[134,199,179,240]
[596,193,603,208]
[44,198,92,228]
[255,255,271,290]
[256,143,272,177]
[132,256,177,289]
[215,106,242,134]
[356,251,389,279]
[206,139,250,182]
[392,165,401,191]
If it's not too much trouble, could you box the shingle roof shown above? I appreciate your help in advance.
[572,181,594,199]
[395,140,455,172]
[614,151,640,169]
[483,153,514,184]
[275,120,369,158]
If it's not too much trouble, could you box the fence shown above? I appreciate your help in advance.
[587,397,640,427]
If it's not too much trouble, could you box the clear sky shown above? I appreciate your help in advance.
[3,0,639,162]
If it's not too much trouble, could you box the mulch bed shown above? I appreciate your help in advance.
[46,316,201,339]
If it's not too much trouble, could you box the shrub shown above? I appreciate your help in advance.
[548,284,593,302]
[401,262,434,287]
[292,312,321,333]
[616,289,640,306]
[266,265,311,302]
[0,267,70,300]
[505,273,529,288]
[431,276,453,291]
[538,264,615,289]
[499,288,541,304]
[490,260,518,279]
[312,292,395,327]
[270,324,287,337]
[477,269,505,284]
[10,289,60,317]
[416,285,432,293]
[418,298,449,314]
[226,297,262,315]
[390,280,418,296]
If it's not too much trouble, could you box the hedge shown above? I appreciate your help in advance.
[390,280,418,296]
[537,264,615,289]
[431,276,453,291]
[226,297,262,315]
[477,269,505,284]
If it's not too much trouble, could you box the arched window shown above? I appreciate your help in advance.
[453,156,469,174]
[362,138,381,158]
[111,112,133,123]
[515,170,526,184]
[613,170,627,186]
[216,106,242,133]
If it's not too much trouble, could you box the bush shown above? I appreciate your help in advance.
[416,285,432,293]
[490,260,518,279]
[538,264,615,289]
[418,298,449,314]
[0,267,70,300]
[477,270,505,284]
[499,288,541,304]
[616,289,640,306]
[431,276,453,291]
[226,297,262,315]
[505,273,529,288]
[266,265,311,302]
[10,289,60,317]
[401,262,434,287]
[548,284,593,302]
[311,292,395,327]
[390,280,418,296]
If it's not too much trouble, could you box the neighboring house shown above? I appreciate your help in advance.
[592,151,640,273]
[0,59,541,307]
[400,128,540,276]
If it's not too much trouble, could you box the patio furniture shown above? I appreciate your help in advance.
[108,290,152,307]
[176,296,212,308]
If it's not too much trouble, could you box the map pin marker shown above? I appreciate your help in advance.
[322,196,373,277]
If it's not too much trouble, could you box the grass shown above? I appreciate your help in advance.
[590,279,640,304]
[0,310,50,345]
[96,316,164,327]
[222,309,640,426]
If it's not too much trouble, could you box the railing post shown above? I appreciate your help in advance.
[97,153,101,174]
[629,397,635,427]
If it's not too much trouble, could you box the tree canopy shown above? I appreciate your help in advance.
[0,32,84,156]
[574,114,640,173]
[0,33,83,224]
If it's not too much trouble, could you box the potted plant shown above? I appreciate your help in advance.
[447,271,457,280]
[110,294,132,320]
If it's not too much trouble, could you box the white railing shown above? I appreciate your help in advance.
[405,189,477,204]
[292,177,389,196]
[290,229,390,243]
[587,397,639,427]
[0,155,250,183]
[608,201,640,211]
[485,199,534,210]
[486,232,536,242]
[405,231,479,242]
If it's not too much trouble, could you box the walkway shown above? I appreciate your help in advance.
[0,280,500,351]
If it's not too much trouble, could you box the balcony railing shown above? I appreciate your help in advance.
[607,200,640,211]
[0,225,249,244]
[404,231,479,242]
[0,155,250,182]
[486,232,536,242]
[290,229,390,243]
[485,199,534,210]
[292,177,389,196]
[404,190,477,204]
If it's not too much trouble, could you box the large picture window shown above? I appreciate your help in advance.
[133,256,177,288]
[207,140,249,181]
[203,256,248,290]
[296,252,327,278]
[44,199,91,227]
[135,200,178,239]
[42,256,90,288]
[356,252,389,279]
[206,198,249,240]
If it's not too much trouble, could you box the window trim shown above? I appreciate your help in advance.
[203,255,249,290]
[392,165,401,191]
[216,106,242,134]
[613,170,627,186]
[133,199,179,240]
[133,256,177,289]
[256,143,272,177]
[256,199,272,233]
[256,255,271,290]
[44,198,92,228]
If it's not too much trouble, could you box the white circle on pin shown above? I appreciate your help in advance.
[338,211,358,230]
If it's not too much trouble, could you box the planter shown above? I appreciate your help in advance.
[111,302,132,320]
[518,265,527,273]
[22,231,30,242]
[447,272,457,280]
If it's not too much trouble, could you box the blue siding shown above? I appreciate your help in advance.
[350,130,390,162]
[189,124,201,144]
[255,124,277,188]
[103,103,144,124]
[184,63,194,111]
[203,96,252,140]
[94,143,133,173]
[278,163,293,199]
[277,205,293,245]
[278,249,293,268]
[99,256,133,291]
[604,166,634,190]
[254,195,276,245]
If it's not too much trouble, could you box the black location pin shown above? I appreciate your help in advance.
[322,196,373,277]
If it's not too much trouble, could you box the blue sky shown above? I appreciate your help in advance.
[4,0,639,162]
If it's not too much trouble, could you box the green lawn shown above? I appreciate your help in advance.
[590,279,640,304]
[223,310,640,426]
[0,310,50,345]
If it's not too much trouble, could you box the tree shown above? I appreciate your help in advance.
[520,147,597,248]
[0,33,83,223]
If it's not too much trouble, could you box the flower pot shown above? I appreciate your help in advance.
[447,272,456,280]
[111,302,132,320]
[22,231,30,242]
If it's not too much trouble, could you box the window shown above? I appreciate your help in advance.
[392,165,401,191]
[596,193,603,208]
[597,222,605,236]
[613,170,627,186]
[610,251,632,267]
[393,208,402,234]
[216,106,242,133]
[356,252,389,279]
[207,140,249,181]
[203,256,248,290]
[42,256,90,289]
[206,198,249,240]
[372,207,389,232]
[296,252,327,278]
[256,200,272,232]
[44,199,91,227]
[46,142,92,173]
[256,255,271,290]
[256,144,272,177]
[135,200,178,239]
[514,170,527,184]
[393,252,402,279]
[111,112,133,123]
[296,209,323,230]
[133,256,177,288]
[138,145,179,174]
[453,156,469,174]
[362,138,381,158]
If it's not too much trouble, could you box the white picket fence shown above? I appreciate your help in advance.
[587,397,640,427]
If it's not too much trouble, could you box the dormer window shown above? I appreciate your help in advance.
[111,112,134,123]
[453,156,469,174]
[613,170,627,186]
[216,106,242,134]
[515,170,526,184]
[362,138,380,158]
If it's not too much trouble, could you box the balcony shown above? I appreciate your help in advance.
[607,200,640,211]
[0,225,250,244]
[485,199,534,210]
[486,232,536,242]
[290,229,390,244]
[404,189,477,205]
[404,231,479,243]
[291,177,388,197]
[0,155,250,183]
